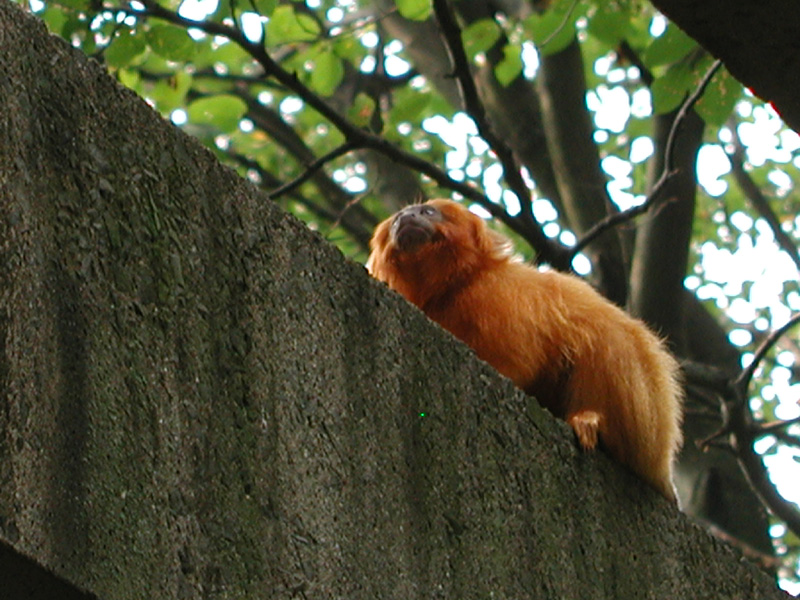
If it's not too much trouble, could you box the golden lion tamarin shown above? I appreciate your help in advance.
[367,199,683,502]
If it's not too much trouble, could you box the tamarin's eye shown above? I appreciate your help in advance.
[422,206,436,216]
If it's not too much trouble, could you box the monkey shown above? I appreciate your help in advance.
[367,199,683,502]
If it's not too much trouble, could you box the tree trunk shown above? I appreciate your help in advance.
[0,1,788,598]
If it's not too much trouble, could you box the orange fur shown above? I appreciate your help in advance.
[368,199,683,502]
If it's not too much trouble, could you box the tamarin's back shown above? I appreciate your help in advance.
[368,199,683,502]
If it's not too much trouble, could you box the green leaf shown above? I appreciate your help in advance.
[41,5,69,35]
[522,3,577,56]
[265,5,320,46]
[253,0,277,17]
[650,61,693,115]
[587,3,632,46]
[494,43,523,87]
[105,29,147,69]
[347,94,376,128]
[187,94,248,132]
[333,35,362,61]
[117,68,141,90]
[61,14,87,43]
[461,19,502,60]
[642,24,696,68]
[151,71,193,113]
[695,67,742,126]
[395,0,432,21]
[51,0,90,10]
[193,40,251,72]
[390,90,431,124]
[310,52,344,97]
[652,56,742,124]
[146,24,195,62]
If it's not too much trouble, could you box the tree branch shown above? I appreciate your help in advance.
[617,41,654,87]
[728,312,800,537]
[756,416,800,437]
[731,420,800,538]
[125,0,569,265]
[151,74,379,245]
[727,126,800,273]
[431,0,567,267]
[268,142,358,199]
[570,58,723,258]
[229,151,374,247]
[681,359,732,394]
[535,38,629,300]
[735,312,800,392]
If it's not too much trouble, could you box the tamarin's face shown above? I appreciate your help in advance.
[387,203,445,253]
[372,199,491,258]
[367,200,507,307]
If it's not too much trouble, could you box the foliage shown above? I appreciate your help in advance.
[18,0,800,590]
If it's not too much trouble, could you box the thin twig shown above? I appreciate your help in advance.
[694,516,782,571]
[538,0,581,49]
[681,358,732,394]
[617,41,653,87]
[731,419,800,538]
[735,312,800,392]
[756,415,800,436]
[269,142,358,199]
[326,193,368,235]
[728,312,800,538]
[727,125,800,273]
[570,58,724,258]
[230,151,374,245]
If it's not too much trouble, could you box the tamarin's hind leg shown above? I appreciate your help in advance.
[567,410,602,450]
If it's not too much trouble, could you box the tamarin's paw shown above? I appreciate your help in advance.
[567,410,602,451]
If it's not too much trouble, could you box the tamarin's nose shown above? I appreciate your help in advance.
[396,204,439,222]
[395,210,417,226]
[399,206,421,219]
